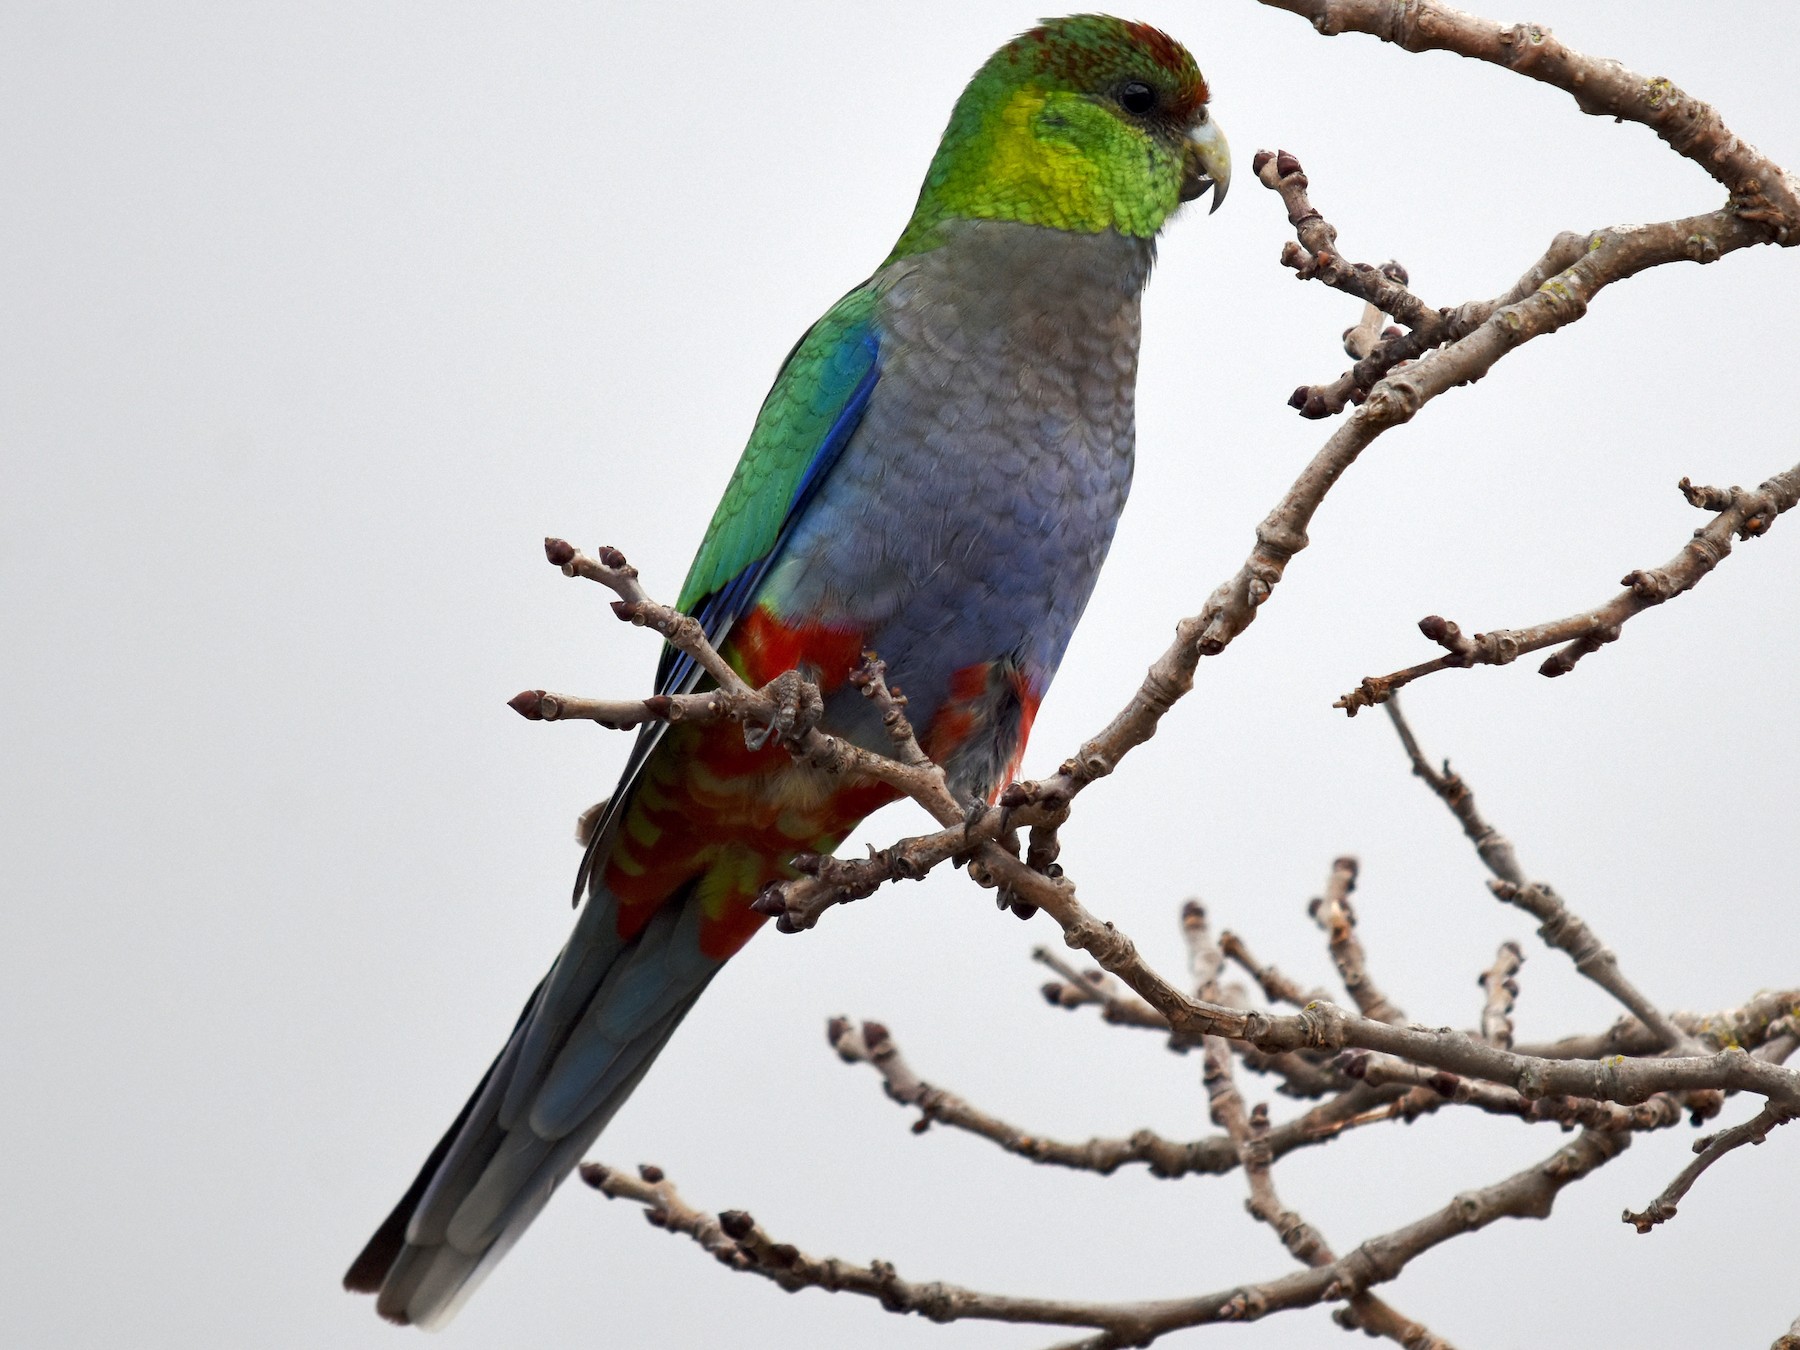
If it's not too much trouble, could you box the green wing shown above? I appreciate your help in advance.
[658,281,881,692]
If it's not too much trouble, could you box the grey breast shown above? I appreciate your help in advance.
[769,219,1154,766]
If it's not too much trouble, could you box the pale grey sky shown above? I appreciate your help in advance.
[5,3,1797,1347]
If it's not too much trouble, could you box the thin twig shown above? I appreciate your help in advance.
[1383,698,1524,883]
[1480,942,1524,1049]
[828,1016,1407,1181]
[1187,904,1451,1350]
[1308,856,1406,1025]
[1622,1103,1797,1233]
[1338,463,1800,709]
[1032,947,1172,1034]
[827,1017,1217,1178]
[529,540,959,816]
[1490,880,1698,1054]
[584,1132,1628,1346]
[1515,991,1800,1062]
[1383,698,1698,1054]
[1219,931,1332,1009]
[1256,0,1800,237]
[1343,1051,1704,1133]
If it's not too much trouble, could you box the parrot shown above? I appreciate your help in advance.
[345,13,1229,1328]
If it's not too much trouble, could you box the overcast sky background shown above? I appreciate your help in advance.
[6,3,1798,1347]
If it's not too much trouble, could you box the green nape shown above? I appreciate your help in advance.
[887,14,1208,262]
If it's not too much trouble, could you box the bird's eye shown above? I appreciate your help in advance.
[1117,81,1157,116]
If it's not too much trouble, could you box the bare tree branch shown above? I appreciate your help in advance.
[1383,697,1699,1053]
[1338,464,1800,709]
[1382,698,1525,883]
[1308,856,1406,1025]
[1622,1102,1797,1233]
[528,539,959,815]
[1479,942,1524,1049]
[1343,1050,1702,1134]
[1514,991,1800,1062]
[583,1131,1629,1347]
[1036,943,1348,1099]
[827,1013,1419,1182]
[1186,905,1452,1350]
[1255,0,1800,237]
[580,1159,1170,1337]
[1033,946,1173,1033]
[826,1016,1219,1179]
[1219,930,1332,1010]
[1490,879,1700,1054]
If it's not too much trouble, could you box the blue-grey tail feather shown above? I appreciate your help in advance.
[344,883,720,1328]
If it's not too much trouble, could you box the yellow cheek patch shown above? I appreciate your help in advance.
[976,88,1109,233]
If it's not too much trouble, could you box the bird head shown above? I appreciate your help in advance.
[891,14,1228,259]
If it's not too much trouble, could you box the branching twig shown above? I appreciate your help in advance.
[1253,148,1447,419]
[1488,879,1698,1054]
[581,1159,1163,1335]
[1342,1051,1703,1134]
[529,539,958,816]
[584,1132,1629,1346]
[1033,947,1172,1033]
[1515,991,1800,1062]
[1255,0,1800,238]
[1219,930,1332,1009]
[1187,905,1450,1350]
[1338,464,1800,708]
[829,1015,1409,1181]
[1383,697,1698,1054]
[1622,1102,1797,1233]
[827,1017,1216,1178]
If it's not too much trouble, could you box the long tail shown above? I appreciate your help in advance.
[344,882,722,1328]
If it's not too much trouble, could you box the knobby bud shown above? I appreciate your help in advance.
[718,1210,756,1241]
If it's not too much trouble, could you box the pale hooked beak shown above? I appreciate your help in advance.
[1181,114,1231,213]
